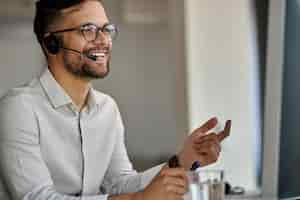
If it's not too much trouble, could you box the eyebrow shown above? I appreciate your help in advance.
[80,22,97,27]
[80,22,110,28]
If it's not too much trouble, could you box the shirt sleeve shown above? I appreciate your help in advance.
[101,100,163,195]
[0,95,108,200]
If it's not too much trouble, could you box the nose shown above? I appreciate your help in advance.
[94,31,111,46]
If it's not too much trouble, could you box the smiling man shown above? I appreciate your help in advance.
[0,0,231,200]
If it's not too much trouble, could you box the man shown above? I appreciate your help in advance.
[0,0,231,199]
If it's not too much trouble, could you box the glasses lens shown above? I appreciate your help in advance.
[81,23,118,42]
[103,24,118,40]
[81,24,97,42]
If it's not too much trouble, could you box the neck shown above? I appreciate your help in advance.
[48,63,91,111]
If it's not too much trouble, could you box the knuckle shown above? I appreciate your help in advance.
[159,173,165,179]
[165,185,173,192]
[212,155,218,162]
[178,187,185,195]
[211,133,218,138]
[209,146,215,153]
[162,176,169,185]
[159,169,166,176]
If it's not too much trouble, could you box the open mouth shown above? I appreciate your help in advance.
[86,49,109,63]
[87,48,109,57]
[90,52,106,58]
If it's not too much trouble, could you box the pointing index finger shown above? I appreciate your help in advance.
[191,117,218,138]
[198,117,218,133]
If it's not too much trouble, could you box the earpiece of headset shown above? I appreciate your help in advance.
[42,33,98,61]
[44,34,60,54]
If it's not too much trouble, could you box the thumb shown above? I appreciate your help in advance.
[217,120,231,142]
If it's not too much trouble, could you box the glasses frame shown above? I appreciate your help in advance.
[47,22,118,42]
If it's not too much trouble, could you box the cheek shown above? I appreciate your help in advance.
[108,39,113,48]
[63,34,86,50]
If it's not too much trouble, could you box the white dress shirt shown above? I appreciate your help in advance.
[0,68,162,200]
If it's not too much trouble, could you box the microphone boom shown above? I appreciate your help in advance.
[61,47,97,61]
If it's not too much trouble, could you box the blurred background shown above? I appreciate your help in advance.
[1,0,290,198]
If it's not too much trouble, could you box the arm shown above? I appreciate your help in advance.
[107,165,188,200]
[107,193,141,200]
[101,101,162,195]
[100,99,187,200]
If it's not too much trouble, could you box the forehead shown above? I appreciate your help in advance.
[61,1,109,27]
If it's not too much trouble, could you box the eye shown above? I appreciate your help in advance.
[102,24,118,40]
[103,24,117,34]
[80,24,98,41]
[81,24,97,33]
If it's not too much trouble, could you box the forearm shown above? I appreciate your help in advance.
[108,191,143,200]
[25,186,143,200]
[21,185,107,200]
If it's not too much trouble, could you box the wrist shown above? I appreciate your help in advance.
[107,192,143,200]
[131,191,144,200]
[177,151,189,170]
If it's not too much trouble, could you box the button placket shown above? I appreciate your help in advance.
[78,111,86,195]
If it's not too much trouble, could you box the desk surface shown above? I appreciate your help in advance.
[226,196,277,200]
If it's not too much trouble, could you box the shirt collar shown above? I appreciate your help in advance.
[86,87,100,111]
[39,68,102,110]
[39,68,73,109]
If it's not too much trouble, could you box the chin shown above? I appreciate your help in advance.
[82,61,110,79]
[95,65,110,77]
[95,71,109,79]
[87,68,110,79]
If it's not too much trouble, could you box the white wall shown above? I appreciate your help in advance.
[0,20,43,97]
[185,0,261,192]
[92,0,186,170]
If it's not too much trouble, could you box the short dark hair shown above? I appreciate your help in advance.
[33,0,101,46]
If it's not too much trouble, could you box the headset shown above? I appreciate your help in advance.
[43,34,97,61]
[44,34,60,54]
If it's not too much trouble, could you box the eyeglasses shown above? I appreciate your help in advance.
[49,23,118,42]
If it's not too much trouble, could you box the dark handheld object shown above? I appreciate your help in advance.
[225,181,245,195]
[168,155,181,168]
[190,161,201,171]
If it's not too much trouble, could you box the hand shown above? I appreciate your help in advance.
[178,117,231,170]
[140,165,188,200]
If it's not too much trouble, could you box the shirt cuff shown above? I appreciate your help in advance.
[81,194,109,200]
[140,163,165,189]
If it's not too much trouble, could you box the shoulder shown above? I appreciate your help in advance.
[0,83,39,142]
[0,80,40,128]
[0,79,39,109]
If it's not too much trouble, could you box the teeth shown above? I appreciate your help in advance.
[91,52,106,57]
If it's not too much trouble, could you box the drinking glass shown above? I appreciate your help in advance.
[185,170,225,200]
